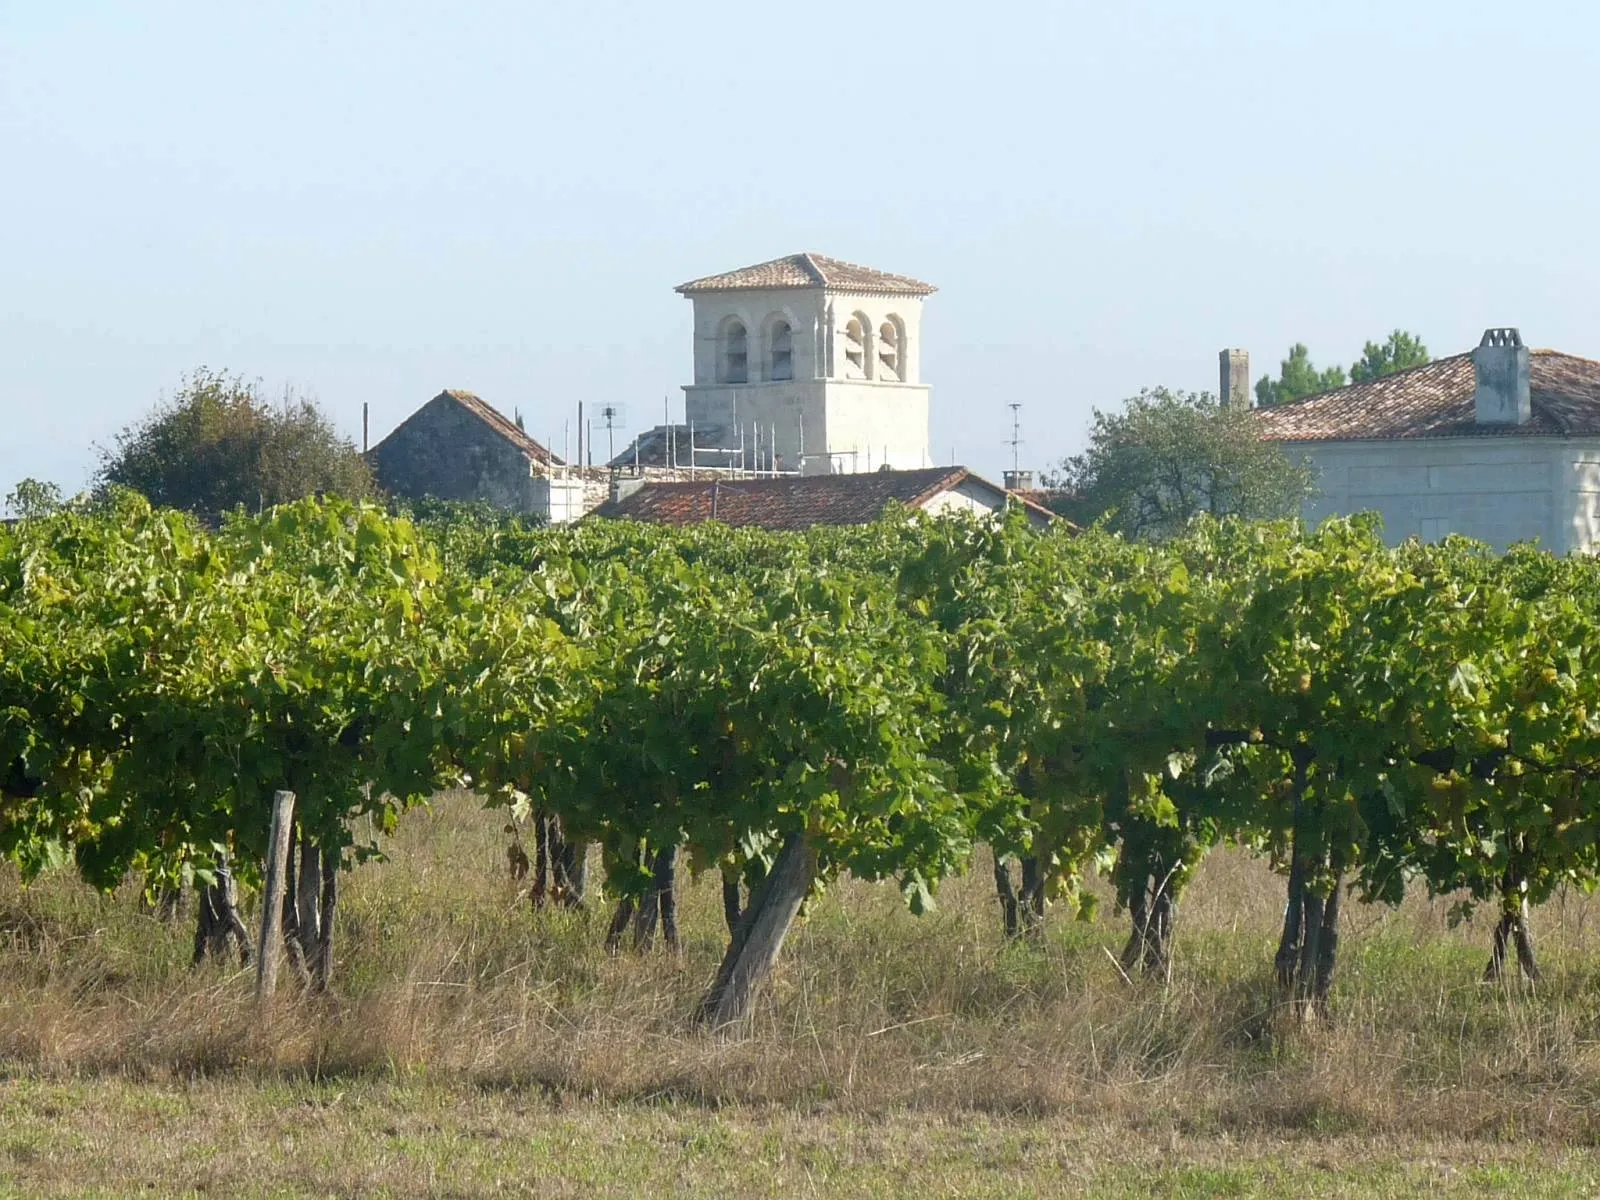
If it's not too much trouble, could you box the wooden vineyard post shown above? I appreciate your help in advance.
[255,789,296,1003]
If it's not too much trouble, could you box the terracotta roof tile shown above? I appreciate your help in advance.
[676,253,936,297]
[437,390,561,464]
[1253,351,1600,442]
[592,468,976,530]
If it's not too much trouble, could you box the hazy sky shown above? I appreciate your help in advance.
[4,1,1597,500]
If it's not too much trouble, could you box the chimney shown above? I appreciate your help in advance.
[1472,328,1530,425]
[609,475,646,505]
[1219,348,1251,410]
[1003,469,1035,491]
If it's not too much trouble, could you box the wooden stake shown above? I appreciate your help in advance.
[255,789,296,1003]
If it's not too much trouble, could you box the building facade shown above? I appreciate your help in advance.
[1252,329,1600,553]
[676,253,935,475]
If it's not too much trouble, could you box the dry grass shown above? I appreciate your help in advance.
[5,791,1600,1193]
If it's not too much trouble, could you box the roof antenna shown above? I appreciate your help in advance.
[1007,402,1023,475]
[598,403,626,468]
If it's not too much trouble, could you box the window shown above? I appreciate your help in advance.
[769,320,793,381]
[843,314,869,379]
[719,318,748,384]
[878,317,903,381]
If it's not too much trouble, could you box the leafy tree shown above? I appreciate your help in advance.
[1255,344,1348,407]
[1047,388,1314,540]
[4,478,64,520]
[97,368,374,515]
[1350,329,1431,384]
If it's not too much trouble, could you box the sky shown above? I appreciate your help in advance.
[4,0,1599,501]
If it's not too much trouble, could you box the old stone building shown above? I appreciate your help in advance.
[368,390,587,520]
[1251,329,1600,552]
[669,253,936,475]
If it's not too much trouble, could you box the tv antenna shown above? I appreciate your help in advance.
[598,403,627,466]
[1006,402,1023,474]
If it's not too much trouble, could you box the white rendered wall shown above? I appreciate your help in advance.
[530,476,589,525]
[919,478,1009,519]
[1292,437,1600,553]
[817,380,932,472]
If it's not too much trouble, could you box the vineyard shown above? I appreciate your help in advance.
[4,491,1600,1032]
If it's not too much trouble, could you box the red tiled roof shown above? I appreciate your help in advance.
[676,253,936,297]
[1009,487,1072,514]
[591,467,1038,530]
[437,390,561,464]
[1253,351,1600,442]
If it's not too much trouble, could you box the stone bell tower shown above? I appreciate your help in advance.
[676,252,935,475]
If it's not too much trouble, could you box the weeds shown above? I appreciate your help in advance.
[1,792,1599,1142]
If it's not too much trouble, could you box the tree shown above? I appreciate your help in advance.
[1255,344,1347,407]
[4,479,64,520]
[98,369,374,514]
[1350,329,1431,384]
[1048,388,1314,540]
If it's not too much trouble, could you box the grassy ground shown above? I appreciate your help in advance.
[4,792,1600,1196]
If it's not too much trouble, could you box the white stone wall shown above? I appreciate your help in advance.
[1292,437,1600,553]
[816,380,933,472]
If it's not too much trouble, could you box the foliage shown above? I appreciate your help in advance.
[1046,388,1314,540]
[1350,329,1431,384]
[3,478,64,519]
[1255,344,1348,407]
[97,368,375,515]
[10,493,1600,1001]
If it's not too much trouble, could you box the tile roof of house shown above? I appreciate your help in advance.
[1253,351,1600,442]
[434,390,561,464]
[591,467,1050,530]
[676,253,936,297]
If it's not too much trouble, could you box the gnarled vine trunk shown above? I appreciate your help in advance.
[192,853,251,967]
[1120,872,1179,978]
[699,831,817,1028]
[1275,850,1343,1014]
[277,824,338,992]
[1273,753,1343,1016]
[1485,858,1540,983]
[531,812,589,910]
[993,853,1046,939]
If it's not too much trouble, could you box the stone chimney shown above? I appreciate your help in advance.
[609,475,647,504]
[1219,348,1251,410]
[1472,328,1530,425]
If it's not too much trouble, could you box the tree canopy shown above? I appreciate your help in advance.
[1350,329,1431,384]
[1256,331,1432,405]
[1255,344,1348,407]
[1047,387,1314,540]
[97,369,375,515]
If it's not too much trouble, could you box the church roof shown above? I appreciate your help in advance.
[676,253,936,297]
[1253,351,1600,442]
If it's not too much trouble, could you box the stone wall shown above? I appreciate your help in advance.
[1294,436,1600,553]
[371,395,545,513]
